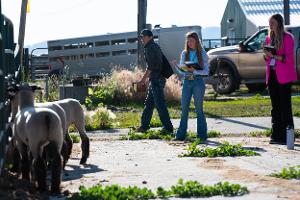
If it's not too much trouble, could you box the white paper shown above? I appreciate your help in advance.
[270,58,276,67]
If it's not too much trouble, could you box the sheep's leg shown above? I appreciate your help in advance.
[65,133,73,164]
[75,123,89,164]
[79,131,89,164]
[51,151,62,194]
[11,147,20,172]
[7,140,20,173]
[19,143,30,180]
[33,155,47,192]
[61,140,68,169]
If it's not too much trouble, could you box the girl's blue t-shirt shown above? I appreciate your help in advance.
[176,49,209,78]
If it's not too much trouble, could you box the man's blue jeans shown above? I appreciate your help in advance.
[140,78,173,131]
[176,78,207,140]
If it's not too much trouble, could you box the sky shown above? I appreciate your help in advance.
[2,0,228,45]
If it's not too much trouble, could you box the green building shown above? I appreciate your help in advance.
[221,0,300,44]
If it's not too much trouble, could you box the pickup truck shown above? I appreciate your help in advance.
[207,26,300,94]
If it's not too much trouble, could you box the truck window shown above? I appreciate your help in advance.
[247,30,268,51]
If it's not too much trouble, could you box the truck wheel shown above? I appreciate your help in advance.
[245,83,266,93]
[212,67,237,94]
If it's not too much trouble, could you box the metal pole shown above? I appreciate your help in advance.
[23,48,29,81]
[45,75,49,100]
[284,0,290,25]
[137,0,147,68]
[18,0,28,78]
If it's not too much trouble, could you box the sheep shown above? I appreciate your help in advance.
[13,84,63,193]
[9,90,71,169]
[52,98,90,164]
[10,93,89,165]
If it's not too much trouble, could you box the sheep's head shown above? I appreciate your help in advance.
[13,84,42,108]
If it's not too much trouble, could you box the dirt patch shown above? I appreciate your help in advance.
[224,166,300,200]
[0,171,48,200]
[198,158,226,170]
[198,158,300,200]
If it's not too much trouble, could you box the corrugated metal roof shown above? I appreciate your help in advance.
[237,0,300,26]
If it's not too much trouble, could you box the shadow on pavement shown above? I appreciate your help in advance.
[243,146,267,153]
[205,112,269,130]
[63,164,105,181]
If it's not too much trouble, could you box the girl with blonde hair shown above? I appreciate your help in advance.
[264,14,297,144]
[174,32,209,141]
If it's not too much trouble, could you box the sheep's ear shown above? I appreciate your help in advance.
[31,86,42,91]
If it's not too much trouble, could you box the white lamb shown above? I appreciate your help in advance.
[10,91,71,169]
[13,84,63,194]
[10,95,90,165]
[52,98,90,164]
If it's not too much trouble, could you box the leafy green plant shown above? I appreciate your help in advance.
[47,75,61,101]
[85,86,114,110]
[270,165,300,180]
[171,179,249,197]
[121,129,221,141]
[68,179,249,199]
[94,107,117,129]
[69,184,156,200]
[180,140,260,157]
[70,133,80,143]
[68,106,117,131]
[121,129,173,140]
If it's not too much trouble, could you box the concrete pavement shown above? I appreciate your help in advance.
[87,117,300,136]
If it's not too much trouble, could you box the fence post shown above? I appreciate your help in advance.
[24,48,29,81]
[0,0,5,174]
[45,75,49,100]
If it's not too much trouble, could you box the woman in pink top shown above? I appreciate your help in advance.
[264,14,298,144]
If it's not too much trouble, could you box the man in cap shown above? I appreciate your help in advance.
[136,29,173,133]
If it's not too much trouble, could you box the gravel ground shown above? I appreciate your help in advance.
[56,135,300,200]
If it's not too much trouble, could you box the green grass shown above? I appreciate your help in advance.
[115,108,184,129]
[270,166,300,180]
[68,179,249,199]
[249,129,272,137]
[249,129,300,138]
[115,96,300,128]
[120,129,221,141]
[180,140,260,158]
[204,96,300,118]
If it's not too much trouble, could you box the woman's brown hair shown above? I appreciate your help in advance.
[269,14,286,50]
[184,32,203,65]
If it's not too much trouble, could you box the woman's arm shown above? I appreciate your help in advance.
[282,33,294,64]
[171,51,186,80]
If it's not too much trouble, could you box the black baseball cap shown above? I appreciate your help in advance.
[140,29,153,37]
